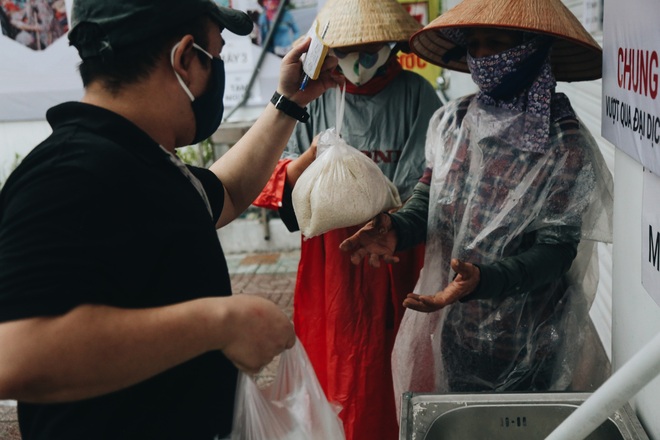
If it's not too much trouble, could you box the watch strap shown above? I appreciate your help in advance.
[270,91,310,123]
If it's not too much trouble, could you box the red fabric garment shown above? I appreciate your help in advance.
[252,159,292,210]
[3,1,20,12]
[294,227,424,440]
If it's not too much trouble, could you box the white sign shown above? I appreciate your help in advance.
[641,168,660,306]
[224,71,263,108]
[601,0,660,177]
[221,37,264,107]
[582,0,603,34]
[223,38,255,72]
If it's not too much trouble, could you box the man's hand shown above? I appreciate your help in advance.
[403,259,480,313]
[339,213,399,268]
[0,297,296,403]
[278,37,343,107]
[219,295,296,374]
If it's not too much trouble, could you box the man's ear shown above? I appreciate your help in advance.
[171,35,196,84]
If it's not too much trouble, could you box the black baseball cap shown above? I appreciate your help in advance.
[69,0,252,59]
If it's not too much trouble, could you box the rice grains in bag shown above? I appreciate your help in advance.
[292,86,401,238]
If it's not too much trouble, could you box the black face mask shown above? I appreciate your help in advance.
[171,42,226,144]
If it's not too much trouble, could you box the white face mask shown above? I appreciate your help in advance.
[334,45,392,86]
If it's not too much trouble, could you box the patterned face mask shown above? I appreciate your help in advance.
[465,34,574,152]
[333,45,393,86]
[467,35,552,100]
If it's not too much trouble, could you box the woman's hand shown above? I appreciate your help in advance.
[285,135,319,188]
[339,213,399,268]
[403,259,480,312]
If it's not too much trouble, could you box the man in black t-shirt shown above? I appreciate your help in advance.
[0,1,340,438]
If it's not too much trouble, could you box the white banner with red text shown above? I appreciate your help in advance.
[602,0,660,176]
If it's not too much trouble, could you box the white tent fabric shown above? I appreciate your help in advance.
[0,0,300,122]
[1,0,82,122]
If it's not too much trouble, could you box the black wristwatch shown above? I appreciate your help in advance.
[270,91,310,123]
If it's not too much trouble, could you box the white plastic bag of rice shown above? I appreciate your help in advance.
[292,127,401,238]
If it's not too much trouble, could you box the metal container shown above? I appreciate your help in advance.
[399,392,650,440]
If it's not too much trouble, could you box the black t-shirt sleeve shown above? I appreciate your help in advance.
[187,165,225,223]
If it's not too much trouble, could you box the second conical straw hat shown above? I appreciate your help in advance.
[410,0,602,81]
[316,0,422,48]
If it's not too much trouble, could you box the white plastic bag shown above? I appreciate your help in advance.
[230,339,346,440]
[292,86,401,238]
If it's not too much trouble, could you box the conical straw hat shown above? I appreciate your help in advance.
[316,0,422,48]
[410,0,602,81]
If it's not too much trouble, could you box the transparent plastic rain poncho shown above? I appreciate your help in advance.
[392,96,613,401]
